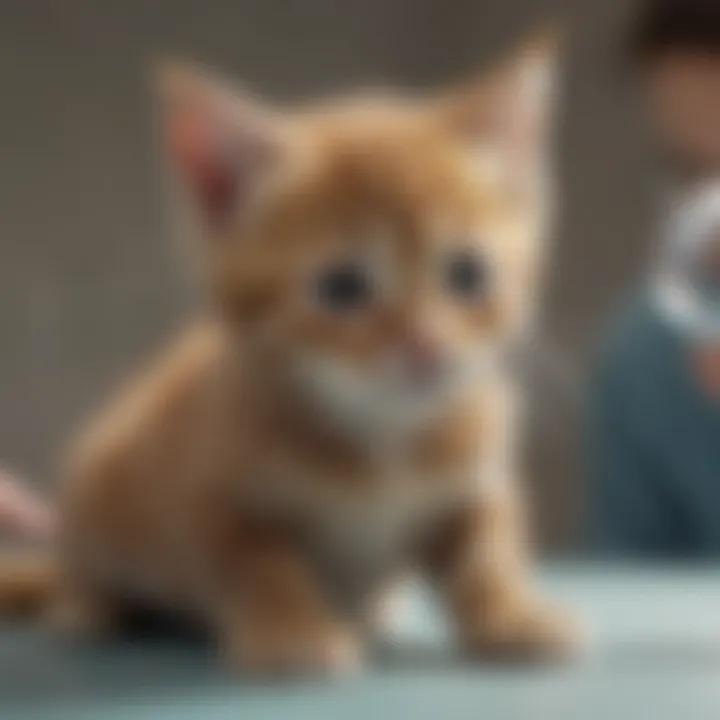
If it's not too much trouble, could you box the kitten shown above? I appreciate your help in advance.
[3,30,578,675]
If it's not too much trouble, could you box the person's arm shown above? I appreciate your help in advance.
[0,470,52,539]
[590,351,676,557]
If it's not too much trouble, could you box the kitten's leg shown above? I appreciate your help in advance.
[423,494,579,661]
[45,573,120,639]
[207,520,362,677]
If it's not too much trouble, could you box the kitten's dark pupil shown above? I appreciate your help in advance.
[316,264,370,311]
[447,251,489,299]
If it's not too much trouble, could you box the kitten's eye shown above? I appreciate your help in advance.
[445,249,491,301]
[314,263,372,312]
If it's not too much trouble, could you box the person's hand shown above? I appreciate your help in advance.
[0,470,52,539]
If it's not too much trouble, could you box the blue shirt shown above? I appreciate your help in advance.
[592,293,720,558]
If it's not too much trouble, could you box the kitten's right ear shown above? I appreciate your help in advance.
[155,62,285,232]
[431,27,562,191]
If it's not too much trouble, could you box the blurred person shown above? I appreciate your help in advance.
[594,0,720,556]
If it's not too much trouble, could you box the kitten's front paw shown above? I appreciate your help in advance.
[225,613,363,678]
[45,588,118,641]
[462,602,582,662]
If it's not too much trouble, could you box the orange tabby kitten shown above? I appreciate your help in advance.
[4,31,577,674]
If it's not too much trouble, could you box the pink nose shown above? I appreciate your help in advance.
[401,335,444,385]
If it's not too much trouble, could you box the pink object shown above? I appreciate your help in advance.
[0,470,52,539]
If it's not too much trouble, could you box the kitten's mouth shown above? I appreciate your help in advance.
[293,345,494,438]
[399,347,447,391]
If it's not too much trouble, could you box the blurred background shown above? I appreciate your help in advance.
[0,0,656,553]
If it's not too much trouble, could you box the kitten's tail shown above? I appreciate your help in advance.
[0,551,54,618]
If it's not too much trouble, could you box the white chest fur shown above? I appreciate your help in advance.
[257,461,485,610]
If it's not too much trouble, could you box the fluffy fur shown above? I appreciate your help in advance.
[2,31,577,675]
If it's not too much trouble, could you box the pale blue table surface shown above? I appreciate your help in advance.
[3,564,720,720]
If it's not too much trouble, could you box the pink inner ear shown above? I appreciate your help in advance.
[166,104,242,227]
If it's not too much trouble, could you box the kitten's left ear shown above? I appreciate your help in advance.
[154,61,287,235]
[434,27,562,186]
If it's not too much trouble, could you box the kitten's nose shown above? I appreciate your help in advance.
[400,332,445,386]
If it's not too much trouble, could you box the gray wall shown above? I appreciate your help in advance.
[0,0,655,551]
